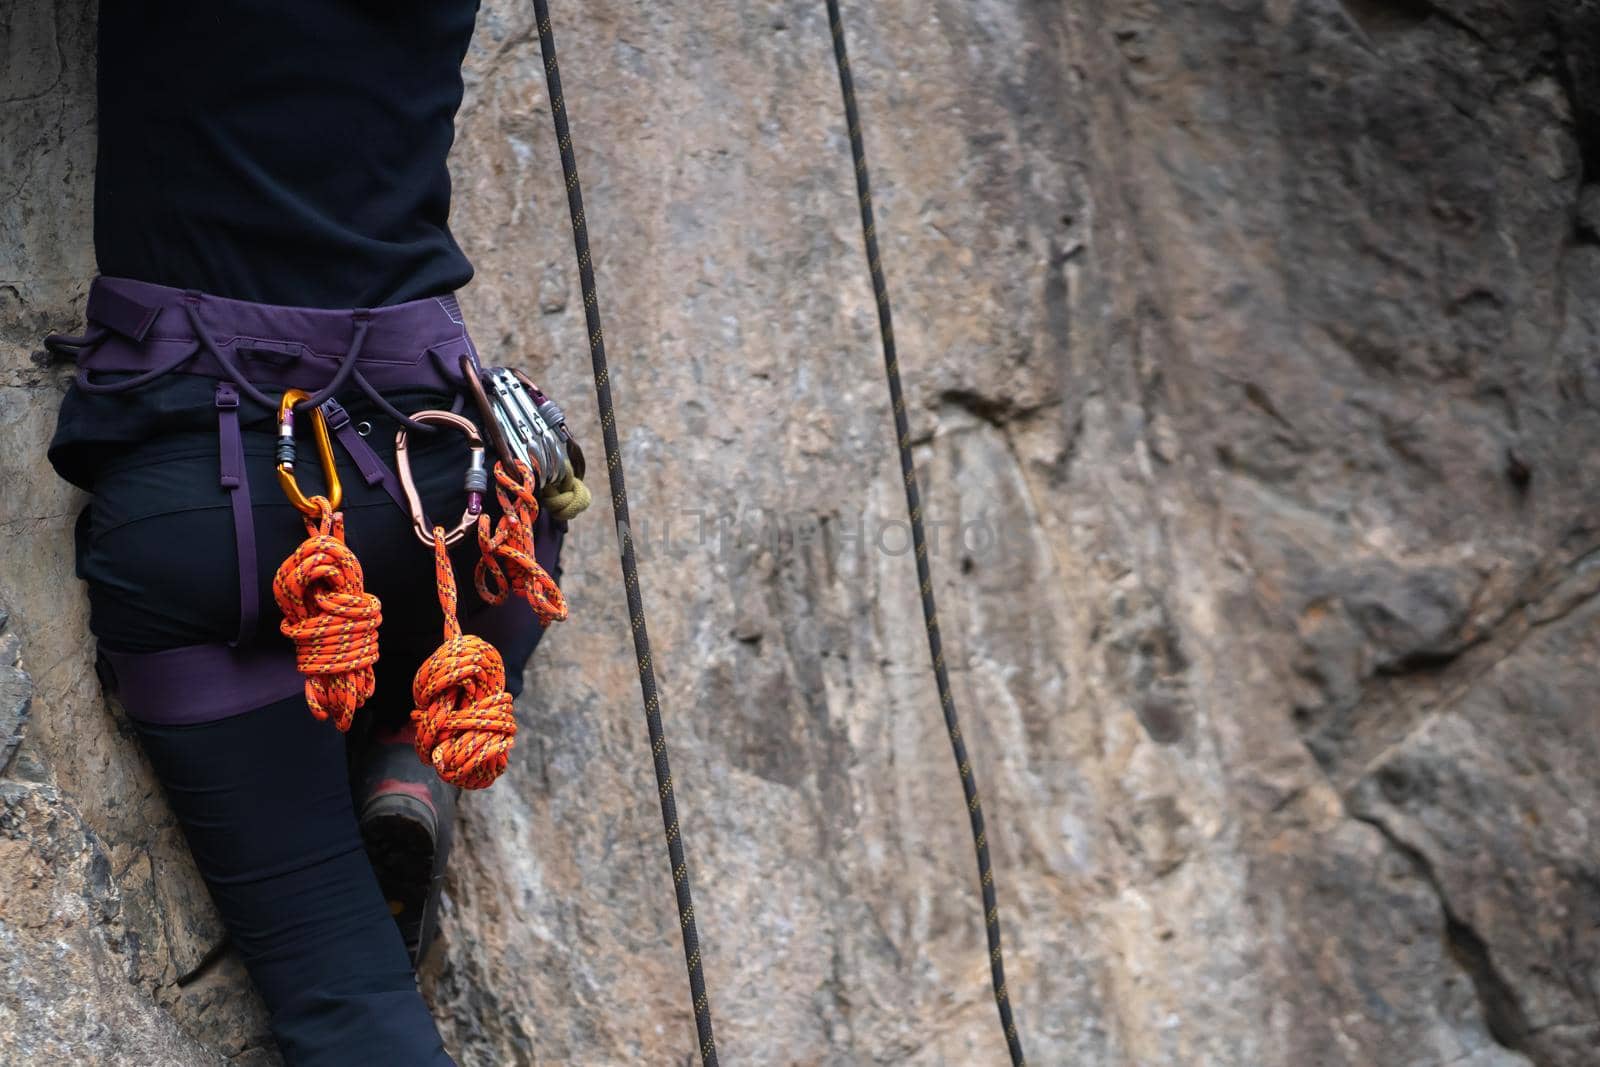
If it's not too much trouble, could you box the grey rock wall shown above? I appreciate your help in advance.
[3,0,1597,1064]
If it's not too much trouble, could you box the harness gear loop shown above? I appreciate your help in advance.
[394,410,489,547]
[474,459,568,624]
[271,496,382,731]
[533,2,718,1061]
[276,388,344,515]
[411,526,518,790]
[824,3,1027,1061]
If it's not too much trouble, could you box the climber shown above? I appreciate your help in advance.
[42,4,577,1064]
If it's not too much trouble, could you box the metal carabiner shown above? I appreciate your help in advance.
[276,389,343,515]
[486,368,567,488]
[395,410,489,547]
[460,357,585,486]
[511,368,585,480]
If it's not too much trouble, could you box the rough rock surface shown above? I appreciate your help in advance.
[4,0,1599,1064]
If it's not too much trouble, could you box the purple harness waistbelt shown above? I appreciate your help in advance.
[71,276,476,399]
[50,276,506,726]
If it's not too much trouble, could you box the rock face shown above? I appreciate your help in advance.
[4,0,1599,1063]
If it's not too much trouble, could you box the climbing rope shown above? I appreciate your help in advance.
[531,2,719,1063]
[412,526,520,790]
[272,496,382,732]
[823,3,1028,1062]
[476,458,570,625]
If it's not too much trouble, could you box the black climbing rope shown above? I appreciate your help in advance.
[822,4,1028,1063]
[530,4,719,1064]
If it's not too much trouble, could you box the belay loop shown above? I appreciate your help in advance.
[412,526,518,790]
[272,495,382,731]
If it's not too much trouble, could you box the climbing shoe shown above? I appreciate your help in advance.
[357,724,459,964]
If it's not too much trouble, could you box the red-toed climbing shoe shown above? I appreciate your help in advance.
[357,724,458,964]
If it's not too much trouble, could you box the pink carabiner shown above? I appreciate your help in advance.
[395,410,488,547]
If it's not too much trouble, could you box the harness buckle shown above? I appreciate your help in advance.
[275,389,343,515]
[395,410,487,547]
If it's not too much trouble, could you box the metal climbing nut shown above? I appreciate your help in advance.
[276,389,342,515]
[395,409,486,547]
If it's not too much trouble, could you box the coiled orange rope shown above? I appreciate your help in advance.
[272,496,382,731]
[413,526,518,789]
[474,459,568,626]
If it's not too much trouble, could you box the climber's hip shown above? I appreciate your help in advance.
[80,433,565,724]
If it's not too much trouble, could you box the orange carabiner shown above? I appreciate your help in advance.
[275,389,343,515]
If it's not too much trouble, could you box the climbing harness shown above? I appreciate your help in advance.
[270,390,381,733]
[52,280,572,777]
[824,3,1027,1061]
[531,2,718,1062]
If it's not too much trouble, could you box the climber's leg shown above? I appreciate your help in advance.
[132,695,453,1067]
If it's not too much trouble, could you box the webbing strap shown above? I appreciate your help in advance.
[531,3,718,1063]
[322,398,411,514]
[824,3,1028,1062]
[215,383,259,646]
[98,641,302,725]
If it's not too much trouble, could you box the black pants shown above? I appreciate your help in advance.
[81,419,558,1065]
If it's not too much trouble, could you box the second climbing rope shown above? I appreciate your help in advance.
[530,3,720,1064]
[823,3,1028,1062]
